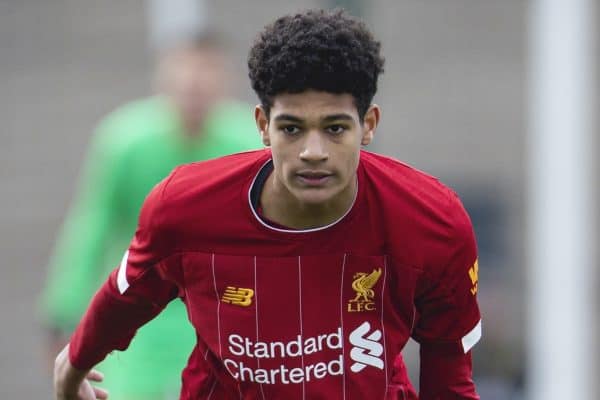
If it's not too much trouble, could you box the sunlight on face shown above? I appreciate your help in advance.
[257,90,377,208]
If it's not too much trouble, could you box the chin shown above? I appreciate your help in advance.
[293,188,338,206]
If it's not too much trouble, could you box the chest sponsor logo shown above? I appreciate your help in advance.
[224,329,343,385]
[468,259,479,295]
[222,286,254,306]
[349,321,384,372]
[348,268,382,312]
[222,321,384,385]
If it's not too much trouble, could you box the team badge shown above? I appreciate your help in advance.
[348,268,382,312]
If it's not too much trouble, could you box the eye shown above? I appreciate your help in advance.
[280,125,301,135]
[326,125,346,135]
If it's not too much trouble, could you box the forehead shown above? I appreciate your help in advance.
[270,91,358,120]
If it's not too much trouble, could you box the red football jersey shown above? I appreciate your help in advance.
[69,149,481,399]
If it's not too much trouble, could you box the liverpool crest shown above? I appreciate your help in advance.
[348,268,382,312]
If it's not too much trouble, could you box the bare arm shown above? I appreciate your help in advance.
[54,345,108,400]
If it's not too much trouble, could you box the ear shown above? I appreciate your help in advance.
[360,104,380,146]
[254,105,271,146]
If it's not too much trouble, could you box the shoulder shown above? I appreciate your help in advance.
[97,96,169,135]
[145,149,270,220]
[135,149,269,250]
[168,149,270,194]
[90,96,172,156]
[360,150,463,217]
[360,151,474,268]
[208,100,252,121]
[203,100,263,149]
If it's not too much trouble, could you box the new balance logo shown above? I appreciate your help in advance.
[349,321,384,372]
[222,286,254,306]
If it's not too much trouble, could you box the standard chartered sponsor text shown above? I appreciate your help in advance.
[224,356,343,384]
[224,328,343,384]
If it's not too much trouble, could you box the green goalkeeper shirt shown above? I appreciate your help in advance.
[41,96,262,398]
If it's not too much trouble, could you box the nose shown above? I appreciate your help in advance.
[299,131,328,162]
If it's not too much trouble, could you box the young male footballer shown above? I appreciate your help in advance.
[54,9,481,400]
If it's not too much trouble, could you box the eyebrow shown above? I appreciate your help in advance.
[273,113,355,123]
[322,113,354,122]
[273,114,303,123]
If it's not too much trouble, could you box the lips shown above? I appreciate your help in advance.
[298,171,330,178]
[296,170,332,186]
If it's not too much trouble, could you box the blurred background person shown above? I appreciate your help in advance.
[39,31,262,400]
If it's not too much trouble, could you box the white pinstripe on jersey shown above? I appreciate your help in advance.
[380,257,389,398]
[298,256,306,400]
[254,256,266,400]
[340,253,347,400]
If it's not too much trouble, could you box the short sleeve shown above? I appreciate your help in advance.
[412,191,482,354]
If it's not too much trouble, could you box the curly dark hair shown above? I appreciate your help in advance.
[248,9,385,120]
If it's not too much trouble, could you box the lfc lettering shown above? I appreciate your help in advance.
[347,301,375,312]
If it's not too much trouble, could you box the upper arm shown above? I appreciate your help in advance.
[67,170,184,370]
[411,191,482,399]
[412,192,481,351]
[112,167,184,305]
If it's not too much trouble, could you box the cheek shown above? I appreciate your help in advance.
[336,149,360,183]
[270,135,296,163]
[269,142,292,176]
[342,145,361,168]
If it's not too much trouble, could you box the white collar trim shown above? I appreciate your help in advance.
[247,159,358,234]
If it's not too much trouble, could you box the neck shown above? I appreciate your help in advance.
[180,116,203,138]
[260,173,357,230]
[175,106,207,138]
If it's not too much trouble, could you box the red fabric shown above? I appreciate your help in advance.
[420,343,478,400]
[69,271,163,369]
[68,267,176,370]
[69,149,480,399]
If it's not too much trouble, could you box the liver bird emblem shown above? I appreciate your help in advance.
[351,268,382,302]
